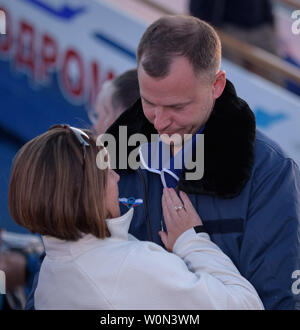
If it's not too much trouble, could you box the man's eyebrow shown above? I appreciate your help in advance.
[166,100,192,108]
[141,95,155,105]
[141,95,192,108]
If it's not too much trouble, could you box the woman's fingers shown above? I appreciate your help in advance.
[161,188,202,251]
[168,188,184,209]
[180,191,195,212]
[165,188,185,217]
[179,191,203,225]
[163,188,178,218]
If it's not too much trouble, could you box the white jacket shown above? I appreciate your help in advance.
[35,208,264,310]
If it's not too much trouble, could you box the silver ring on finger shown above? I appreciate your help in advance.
[174,205,183,212]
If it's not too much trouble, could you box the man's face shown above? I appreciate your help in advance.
[138,57,218,145]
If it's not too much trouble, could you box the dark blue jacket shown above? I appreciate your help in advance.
[26,80,300,310]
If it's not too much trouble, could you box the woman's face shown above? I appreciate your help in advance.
[105,168,120,218]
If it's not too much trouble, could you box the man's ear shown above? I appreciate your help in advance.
[213,70,226,99]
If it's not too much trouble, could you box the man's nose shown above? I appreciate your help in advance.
[154,107,170,132]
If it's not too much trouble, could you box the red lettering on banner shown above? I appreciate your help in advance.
[0,7,12,54]
[62,48,84,98]
[15,21,35,75]
[106,70,115,81]
[39,33,57,81]
[1,14,115,108]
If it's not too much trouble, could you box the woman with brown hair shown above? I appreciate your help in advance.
[8,125,263,309]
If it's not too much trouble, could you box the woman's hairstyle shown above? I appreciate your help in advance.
[8,125,109,241]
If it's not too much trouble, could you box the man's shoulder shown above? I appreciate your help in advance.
[254,129,295,165]
[252,129,299,181]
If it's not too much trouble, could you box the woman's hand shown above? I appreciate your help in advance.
[159,188,203,251]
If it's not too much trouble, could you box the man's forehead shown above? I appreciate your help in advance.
[138,56,207,85]
[141,94,193,108]
[138,63,203,102]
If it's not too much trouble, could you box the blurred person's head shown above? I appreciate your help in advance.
[137,15,226,145]
[8,125,120,241]
[92,68,140,135]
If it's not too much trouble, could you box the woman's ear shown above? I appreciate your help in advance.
[212,70,226,99]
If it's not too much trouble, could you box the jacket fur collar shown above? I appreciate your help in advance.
[106,80,256,198]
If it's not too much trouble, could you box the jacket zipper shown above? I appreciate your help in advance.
[136,168,153,242]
